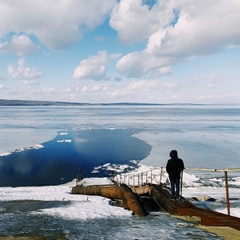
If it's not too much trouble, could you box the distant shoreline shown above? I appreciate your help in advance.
[0,99,229,107]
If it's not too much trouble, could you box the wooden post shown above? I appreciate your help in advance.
[224,171,230,216]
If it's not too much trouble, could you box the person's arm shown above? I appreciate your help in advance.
[166,160,170,173]
[181,160,185,171]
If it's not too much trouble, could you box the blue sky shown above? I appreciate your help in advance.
[0,0,240,104]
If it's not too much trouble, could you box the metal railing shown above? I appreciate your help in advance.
[113,167,166,186]
[113,167,240,216]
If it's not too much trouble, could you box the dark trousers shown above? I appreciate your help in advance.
[170,179,180,198]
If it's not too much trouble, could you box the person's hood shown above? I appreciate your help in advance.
[170,150,178,159]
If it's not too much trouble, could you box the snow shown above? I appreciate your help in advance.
[0,167,239,239]
[1,166,239,221]
[0,178,130,222]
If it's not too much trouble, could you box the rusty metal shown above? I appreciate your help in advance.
[72,184,148,217]
[224,170,230,216]
[149,184,240,231]
[71,182,240,230]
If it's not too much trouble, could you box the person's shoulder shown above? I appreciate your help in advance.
[167,159,172,165]
[178,158,184,163]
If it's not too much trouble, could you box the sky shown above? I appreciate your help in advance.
[0,0,240,104]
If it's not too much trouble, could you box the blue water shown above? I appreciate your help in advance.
[0,105,240,186]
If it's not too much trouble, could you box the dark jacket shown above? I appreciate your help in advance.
[166,150,185,180]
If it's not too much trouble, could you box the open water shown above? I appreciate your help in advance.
[0,105,240,239]
[0,105,240,186]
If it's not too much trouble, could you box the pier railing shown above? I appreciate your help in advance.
[113,167,166,186]
[113,167,240,216]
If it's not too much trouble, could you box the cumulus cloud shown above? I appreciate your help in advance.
[7,59,43,79]
[1,35,40,56]
[109,0,174,44]
[0,0,116,50]
[20,79,39,85]
[113,0,240,78]
[116,51,173,78]
[72,51,121,80]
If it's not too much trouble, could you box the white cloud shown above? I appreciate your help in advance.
[20,80,39,86]
[146,1,240,56]
[7,59,43,79]
[2,35,40,56]
[0,0,116,50]
[82,84,109,92]
[114,0,240,78]
[72,51,121,80]
[0,42,7,55]
[109,0,174,44]
[116,51,173,78]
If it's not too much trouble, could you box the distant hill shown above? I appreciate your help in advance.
[0,99,159,106]
[0,99,86,106]
[0,99,204,106]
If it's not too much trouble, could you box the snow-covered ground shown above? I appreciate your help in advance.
[0,164,239,239]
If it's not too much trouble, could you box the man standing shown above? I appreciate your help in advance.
[166,150,185,200]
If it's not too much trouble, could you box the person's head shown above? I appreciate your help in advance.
[170,150,178,159]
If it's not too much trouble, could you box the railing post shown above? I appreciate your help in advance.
[160,167,163,184]
[224,171,230,216]
[151,169,152,184]
[158,167,161,184]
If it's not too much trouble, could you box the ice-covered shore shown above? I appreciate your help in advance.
[0,164,240,239]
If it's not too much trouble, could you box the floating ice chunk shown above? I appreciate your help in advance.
[103,163,111,167]
[0,152,11,156]
[59,132,68,135]
[0,144,44,156]
[57,139,72,143]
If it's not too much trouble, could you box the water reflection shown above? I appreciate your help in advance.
[0,129,152,186]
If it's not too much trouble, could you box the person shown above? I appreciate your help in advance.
[166,150,185,200]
